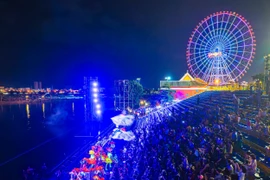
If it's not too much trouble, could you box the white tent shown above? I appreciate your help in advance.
[111,128,136,141]
[111,114,135,127]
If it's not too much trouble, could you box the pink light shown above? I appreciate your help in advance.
[208,52,222,58]
[186,11,255,85]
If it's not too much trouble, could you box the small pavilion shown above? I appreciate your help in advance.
[160,71,208,99]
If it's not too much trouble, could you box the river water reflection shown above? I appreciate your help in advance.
[0,100,114,179]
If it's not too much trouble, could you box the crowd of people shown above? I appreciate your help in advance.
[69,90,269,180]
[69,142,119,180]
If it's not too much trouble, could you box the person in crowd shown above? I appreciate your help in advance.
[246,154,257,180]
[69,91,267,180]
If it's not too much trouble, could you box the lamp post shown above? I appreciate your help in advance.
[215,79,220,90]
[165,76,171,81]
[164,76,171,90]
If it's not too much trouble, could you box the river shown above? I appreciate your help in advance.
[0,99,115,179]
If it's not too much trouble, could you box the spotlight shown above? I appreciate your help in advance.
[93,88,98,92]
[93,82,98,87]
[93,93,98,98]
[93,99,98,103]
[96,104,101,108]
[96,110,101,114]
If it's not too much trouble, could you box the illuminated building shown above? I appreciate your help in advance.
[160,71,207,100]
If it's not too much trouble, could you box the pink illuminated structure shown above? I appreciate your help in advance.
[186,11,256,85]
[160,72,207,100]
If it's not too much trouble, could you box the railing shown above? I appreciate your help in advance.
[160,81,187,87]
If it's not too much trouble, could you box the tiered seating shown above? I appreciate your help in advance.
[67,90,269,180]
[175,90,270,177]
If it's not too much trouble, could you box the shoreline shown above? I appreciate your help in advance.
[0,99,82,105]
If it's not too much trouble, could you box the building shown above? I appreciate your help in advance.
[34,82,39,90]
[160,71,208,100]
[39,82,42,89]
[34,81,42,90]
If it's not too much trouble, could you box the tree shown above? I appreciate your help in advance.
[160,90,175,103]
[251,73,264,82]
[129,80,143,108]
[252,73,265,89]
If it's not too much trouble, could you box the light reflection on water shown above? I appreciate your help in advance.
[72,102,75,116]
[42,103,45,118]
[0,100,91,180]
[26,104,30,119]
[23,102,77,121]
[0,101,105,136]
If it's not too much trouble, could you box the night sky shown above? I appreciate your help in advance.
[1,0,270,88]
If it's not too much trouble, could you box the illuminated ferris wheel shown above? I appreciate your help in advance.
[186,11,256,85]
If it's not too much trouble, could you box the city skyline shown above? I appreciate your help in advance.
[1,0,270,88]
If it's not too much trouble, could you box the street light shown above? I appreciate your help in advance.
[96,110,101,114]
[215,79,220,90]
[165,76,171,81]
[90,79,102,117]
[93,82,98,87]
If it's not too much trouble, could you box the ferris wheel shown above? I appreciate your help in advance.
[186,11,256,85]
